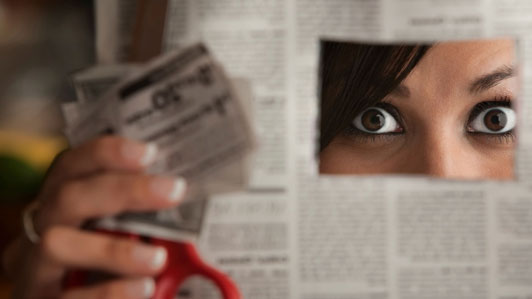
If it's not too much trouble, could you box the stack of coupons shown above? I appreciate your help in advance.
[61,44,255,240]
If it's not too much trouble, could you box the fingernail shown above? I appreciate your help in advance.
[132,245,167,270]
[121,141,158,166]
[142,278,156,298]
[150,177,187,202]
[127,278,155,298]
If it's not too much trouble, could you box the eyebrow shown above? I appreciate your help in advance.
[388,65,515,99]
[389,84,410,98]
[469,65,515,94]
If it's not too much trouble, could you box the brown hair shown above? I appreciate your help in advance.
[319,41,431,151]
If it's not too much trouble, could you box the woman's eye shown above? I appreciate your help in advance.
[353,107,402,134]
[468,106,516,134]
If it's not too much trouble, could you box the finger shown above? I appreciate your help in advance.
[38,173,187,228]
[61,277,156,299]
[49,136,158,182]
[42,226,167,276]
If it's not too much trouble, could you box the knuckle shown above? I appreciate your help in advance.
[48,150,68,171]
[105,174,129,192]
[96,285,115,299]
[58,292,73,299]
[43,150,74,181]
[97,281,132,299]
[53,180,89,224]
[96,175,134,211]
[105,238,135,264]
[126,175,150,197]
[93,135,121,149]
[91,136,120,165]
[40,227,64,259]
[108,174,149,202]
[55,181,81,212]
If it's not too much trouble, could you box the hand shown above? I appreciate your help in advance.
[2,136,187,299]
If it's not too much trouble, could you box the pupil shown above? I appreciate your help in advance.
[371,115,383,124]
[362,109,385,131]
[484,109,507,131]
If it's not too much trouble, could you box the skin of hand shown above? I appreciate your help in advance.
[2,136,187,299]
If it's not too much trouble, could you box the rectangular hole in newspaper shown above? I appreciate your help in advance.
[318,39,519,180]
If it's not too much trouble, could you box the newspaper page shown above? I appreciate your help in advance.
[90,0,532,298]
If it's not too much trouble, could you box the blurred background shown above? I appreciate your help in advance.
[0,0,94,295]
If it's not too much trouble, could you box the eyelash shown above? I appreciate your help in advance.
[467,96,515,143]
[472,131,516,144]
[467,96,512,123]
[344,96,515,143]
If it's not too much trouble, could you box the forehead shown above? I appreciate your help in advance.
[430,39,514,66]
[405,39,516,90]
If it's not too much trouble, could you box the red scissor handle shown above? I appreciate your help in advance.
[153,239,240,299]
[64,229,241,299]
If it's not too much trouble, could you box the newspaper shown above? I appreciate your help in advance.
[92,1,532,298]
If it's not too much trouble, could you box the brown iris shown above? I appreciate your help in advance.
[361,109,385,132]
[484,109,507,132]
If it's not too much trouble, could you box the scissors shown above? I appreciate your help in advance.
[63,229,241,299]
